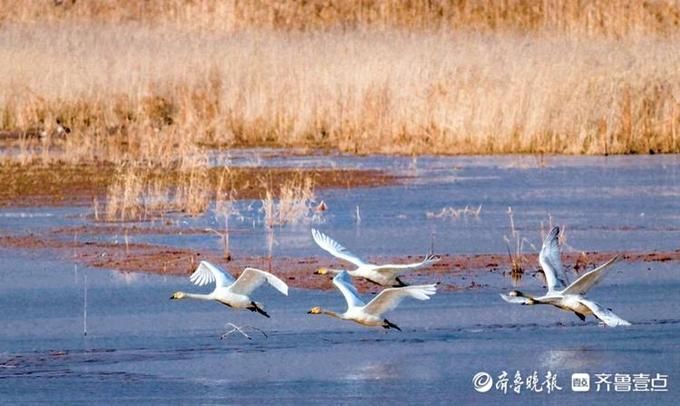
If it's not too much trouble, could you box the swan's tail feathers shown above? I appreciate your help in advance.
[249,301,271,318]
[594,312,631,327]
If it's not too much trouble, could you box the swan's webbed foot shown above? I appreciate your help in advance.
[248,302,270,318]
[383,319,401,331]
[574,312,586,321]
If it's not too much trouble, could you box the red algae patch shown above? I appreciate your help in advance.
[1,233,679,292]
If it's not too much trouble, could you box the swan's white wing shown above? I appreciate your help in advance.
[189,261,235,288]
[579,298,631,327]
[372,254,441,273]
[499,293,532,305]
[332,271,365,309]
[228,267,289,296]
[363,284,437,318]
[562,256,621,296]
[539,226,569,292]
[312,229,366,267]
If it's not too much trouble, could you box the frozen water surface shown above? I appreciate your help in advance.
[0,153,678,403]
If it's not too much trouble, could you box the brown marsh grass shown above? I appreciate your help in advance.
[103,166,212,222]
[1,24,679,157]
[1,1,680,159]
[3,1,679,36]
[104,158,319,223]
[262,176,316,228]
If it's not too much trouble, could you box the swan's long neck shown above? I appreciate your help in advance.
[184,292,214,301]
[319,309,344,319]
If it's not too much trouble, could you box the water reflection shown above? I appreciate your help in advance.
[539,348,603,371]
[510,267,523,287]
[344,361,398,381]
[111,271,142,284]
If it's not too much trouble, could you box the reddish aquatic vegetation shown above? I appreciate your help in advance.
[1,232,678,292]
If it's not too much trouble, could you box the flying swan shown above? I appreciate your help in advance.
[500,226,631,327]
[311,228,440,287]
[170,261,288,318]
[307,270,438,330]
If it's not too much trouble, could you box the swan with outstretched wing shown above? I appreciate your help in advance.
[539,226,569,292]
[171,261,288,318]
[500,226,630,327]
[307,271,437,330]
[312,228,439,287]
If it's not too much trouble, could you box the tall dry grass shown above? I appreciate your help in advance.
[2,24,678,157]
[103,151,211,221]
[262,176,316,227]
[2,1,679,36]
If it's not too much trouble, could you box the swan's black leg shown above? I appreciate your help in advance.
[383,319,401,331]
[574,312,586,321]
[249,301,270,318]
[365,278,383,287]
[393,276,408,287]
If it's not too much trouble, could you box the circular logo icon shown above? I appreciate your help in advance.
[473,372,493,393]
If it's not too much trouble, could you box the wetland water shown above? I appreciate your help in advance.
[1,153,679,403]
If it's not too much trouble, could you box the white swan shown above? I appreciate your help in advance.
[170,261,288,318]
[312,228,440,287]
[500,226,631,327]
[307,270,437,330]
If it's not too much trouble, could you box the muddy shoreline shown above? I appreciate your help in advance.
[0,162,396,207]
[1,232,677,292]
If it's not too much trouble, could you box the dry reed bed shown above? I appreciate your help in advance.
[0,161,392,210]
[2,25,679,156]
[2,0,679,36]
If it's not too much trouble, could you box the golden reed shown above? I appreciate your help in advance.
[1,1,679,158]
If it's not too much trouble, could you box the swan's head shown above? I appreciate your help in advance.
[508,290,535,304]
[170,291,186,300]
[314,268,328,275]
[307,306,322,314]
